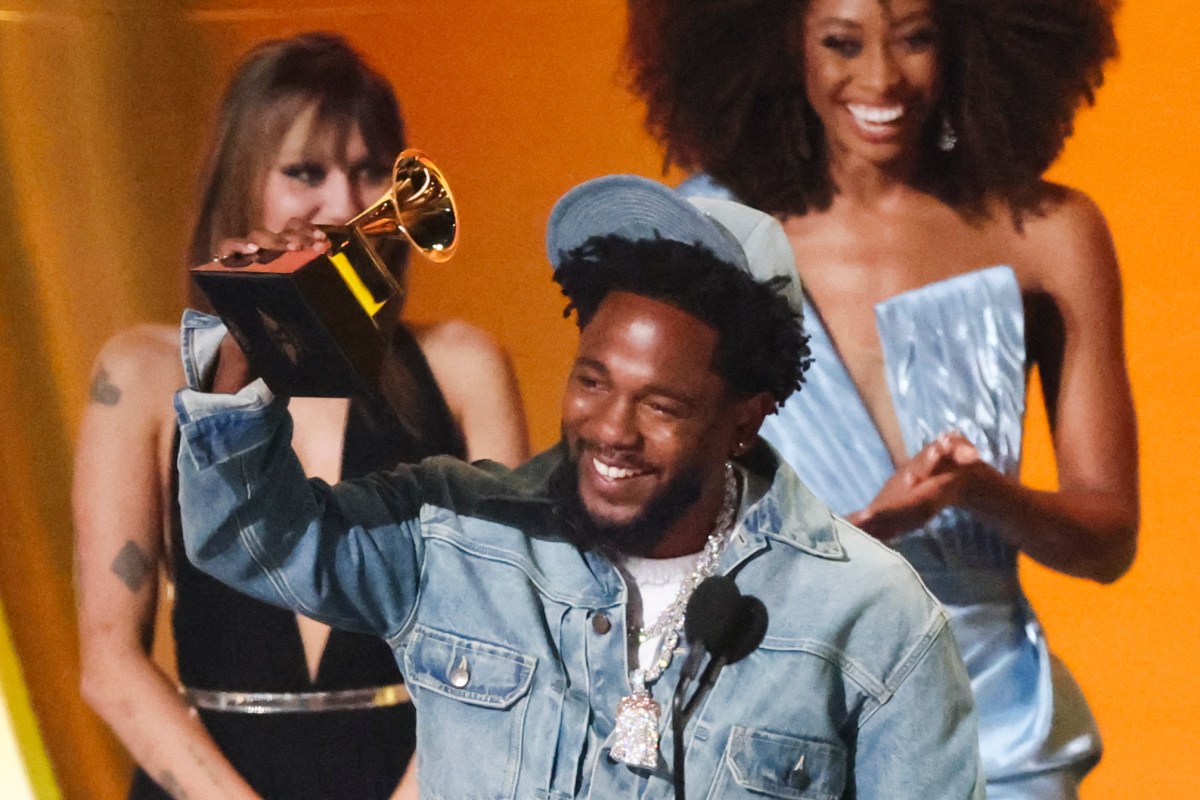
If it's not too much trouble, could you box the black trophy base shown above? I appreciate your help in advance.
[190,234,399,397]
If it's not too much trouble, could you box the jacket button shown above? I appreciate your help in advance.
[591,612,612,635]
[449,656,470,688]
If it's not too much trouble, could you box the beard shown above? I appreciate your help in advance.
[548,444,704,557]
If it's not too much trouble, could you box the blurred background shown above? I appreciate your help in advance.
[0,0,1196,796]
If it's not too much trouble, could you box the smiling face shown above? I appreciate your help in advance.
[258,101,392,232]
[801,0,939,173]
[560,291,760,558]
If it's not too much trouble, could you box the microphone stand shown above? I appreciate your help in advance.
[671,651,732,800]
[672,681,689,800]
[669,591,767,800]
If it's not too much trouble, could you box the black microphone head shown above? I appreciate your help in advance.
[725,596,768,664]
[684,576,742,654]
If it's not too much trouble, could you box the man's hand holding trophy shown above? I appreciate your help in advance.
[191,149,458,400]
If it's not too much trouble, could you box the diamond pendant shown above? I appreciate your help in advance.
[610,689,661,769]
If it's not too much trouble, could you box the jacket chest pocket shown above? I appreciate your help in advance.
[706,726,848,800]
[404,624,536,799]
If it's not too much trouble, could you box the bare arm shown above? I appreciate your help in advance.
[417,319,531,467]
[987,189,1138,582]
[73,329,259,799]
[851,191,1139,583]
[390,763,419,800]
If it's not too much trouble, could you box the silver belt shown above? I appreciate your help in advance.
[184,683,410,714]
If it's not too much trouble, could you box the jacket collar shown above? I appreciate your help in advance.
[725,440,847,566]
[497,439,846,563]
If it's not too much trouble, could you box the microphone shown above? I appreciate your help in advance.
[671,576,768,799]
[677,576,743,686]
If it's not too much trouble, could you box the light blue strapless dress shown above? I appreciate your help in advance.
[681,173,1099,796]
[680,174,1102,797]
[766,267,1102,797]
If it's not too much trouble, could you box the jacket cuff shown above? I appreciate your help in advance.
[174,309,284,468]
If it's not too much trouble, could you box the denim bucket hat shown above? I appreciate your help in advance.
[545,174,803,318]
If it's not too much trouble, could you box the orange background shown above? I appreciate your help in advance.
[0,1,1196,796]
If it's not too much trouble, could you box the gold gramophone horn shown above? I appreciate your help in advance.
[340,149,459,262]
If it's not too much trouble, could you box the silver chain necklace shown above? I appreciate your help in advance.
[609,461,739,769]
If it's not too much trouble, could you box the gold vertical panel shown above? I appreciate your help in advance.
[0,1,209,796]
[0,594,56,799]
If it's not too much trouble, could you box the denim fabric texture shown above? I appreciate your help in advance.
[758,268,1102,793]
[175,311,985,800]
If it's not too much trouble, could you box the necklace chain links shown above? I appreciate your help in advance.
[610,461,739,769]
[633,460,739,685]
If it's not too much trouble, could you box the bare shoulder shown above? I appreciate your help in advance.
[88,324,184,413]
[99,324,179,364]
[409,318,529,464]
[410,318,517,402]
[411,318,511,372]
[1022,183,1113,249]
[1005,183,1119,293]
[412,318,502,353]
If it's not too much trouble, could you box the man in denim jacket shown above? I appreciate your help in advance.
[176,175,984,799]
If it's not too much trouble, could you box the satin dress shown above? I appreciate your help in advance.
[761,266,1101,798]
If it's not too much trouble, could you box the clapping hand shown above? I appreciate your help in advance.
[847,432,991,541]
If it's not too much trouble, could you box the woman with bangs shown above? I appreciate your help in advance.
[74,32,528,799]
[627,0,1137,797]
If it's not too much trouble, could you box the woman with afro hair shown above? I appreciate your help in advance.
[627,0,1137,797]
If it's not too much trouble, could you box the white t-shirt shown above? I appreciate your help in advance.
[618,551,697,671]
[615,464,753,673]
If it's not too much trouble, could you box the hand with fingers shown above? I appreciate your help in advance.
[847,432,995,541]
[213,216,332,262]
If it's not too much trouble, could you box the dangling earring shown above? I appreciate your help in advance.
[938,115,957,153]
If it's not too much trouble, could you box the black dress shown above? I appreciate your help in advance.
[131,326,466,799]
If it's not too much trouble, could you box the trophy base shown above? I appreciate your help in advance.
[191,234,399,397]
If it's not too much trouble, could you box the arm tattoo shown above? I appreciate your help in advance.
[188,742,228,788]
[156,770,189,800]
[89,366,121,405]
[111,540,153,592]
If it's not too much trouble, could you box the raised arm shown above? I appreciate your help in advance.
[73,327,259,799]
[212,224,531,471]
[177,312,428,637]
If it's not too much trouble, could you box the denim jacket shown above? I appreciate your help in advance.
[175,311,984,800]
